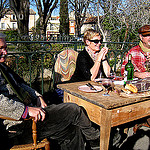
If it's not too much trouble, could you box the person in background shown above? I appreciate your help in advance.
[70,28,111,82]
[0,33,101,150]
[120,24,150,142]
[121,24,150,79]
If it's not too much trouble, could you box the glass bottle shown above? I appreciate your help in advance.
[124,54,134,81]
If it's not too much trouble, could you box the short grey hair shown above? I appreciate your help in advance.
[0,33,6,39]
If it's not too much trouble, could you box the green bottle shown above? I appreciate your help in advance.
[124,54,134,81]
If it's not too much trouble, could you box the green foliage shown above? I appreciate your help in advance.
[109,59,116,68]
[51,43,64,52]
[3,30,20,41]
[7,54,41,83]
[102,16,115,31]
[6,43,65,83]
[101,15,140,43]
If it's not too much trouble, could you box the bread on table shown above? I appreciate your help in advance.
[125,84,138,93]
[121,88,131,94]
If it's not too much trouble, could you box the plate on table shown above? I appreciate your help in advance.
[78,85,103,93]
[94,78,105,83]
[113,80,124,85]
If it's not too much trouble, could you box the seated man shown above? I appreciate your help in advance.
[121,24,150,79]
[121,24,150,134]
[0,33,100,150]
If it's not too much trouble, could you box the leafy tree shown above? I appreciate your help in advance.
[3,29,19,41]
[59,0,69,35]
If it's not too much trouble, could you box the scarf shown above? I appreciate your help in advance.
[85,47,102,78]
[85,46,99,62]
[139,41,150,53]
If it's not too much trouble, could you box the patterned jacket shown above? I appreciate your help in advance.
[0,63,41,129]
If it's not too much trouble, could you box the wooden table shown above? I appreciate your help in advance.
[57,81,150,150]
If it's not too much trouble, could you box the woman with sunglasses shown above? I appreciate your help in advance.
[70,28,111,82]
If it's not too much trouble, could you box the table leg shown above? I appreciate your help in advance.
[100,109,112,150]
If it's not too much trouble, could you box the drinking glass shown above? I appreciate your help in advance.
[107,71,116,79]
[102,79,112,96]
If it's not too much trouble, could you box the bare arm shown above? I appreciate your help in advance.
[134,72,150,79]
[102,60,111,77]
[90,47,110,81]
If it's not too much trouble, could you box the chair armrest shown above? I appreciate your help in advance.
[31,118,37,146]
[0,115,18,121]
[0,115,37,146]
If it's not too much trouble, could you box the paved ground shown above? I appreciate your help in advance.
[118,126,150,150]
[49,125,150,150]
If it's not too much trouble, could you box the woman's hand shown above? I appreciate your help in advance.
[97,47,108,61]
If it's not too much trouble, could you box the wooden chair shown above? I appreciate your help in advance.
[0,115,50,150]
[54,49,78,84]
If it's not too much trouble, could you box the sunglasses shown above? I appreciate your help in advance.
[89,39,103,44]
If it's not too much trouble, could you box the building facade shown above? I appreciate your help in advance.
[0,9,96,38]
[0,9,36,31]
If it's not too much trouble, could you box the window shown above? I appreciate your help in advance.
[12,15,16,20]
[70,21,74,26]
[51,17,57,20]
[70,27,74,33]
[19,14,23,20]
[50,24,55,30]
[1,23,5,30]
[12,23,16,29]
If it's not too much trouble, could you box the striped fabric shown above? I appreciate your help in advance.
[54,49,78,83]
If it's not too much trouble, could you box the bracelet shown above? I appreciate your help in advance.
[101,58,107,62]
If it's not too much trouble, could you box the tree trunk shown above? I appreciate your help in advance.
[75,14,81,37]
[10,0,29,36]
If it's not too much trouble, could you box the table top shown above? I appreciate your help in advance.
[57,81,150,110]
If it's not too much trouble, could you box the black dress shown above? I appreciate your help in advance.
[70,48,106,82]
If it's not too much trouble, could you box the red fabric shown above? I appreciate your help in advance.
[22,106,28,119]
[121,45,147,76]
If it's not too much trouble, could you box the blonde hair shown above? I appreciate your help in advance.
[83,29,102,45]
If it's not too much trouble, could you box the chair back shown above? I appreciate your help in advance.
[54,49,78,83]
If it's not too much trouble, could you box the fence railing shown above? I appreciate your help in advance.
[5,40,138,94]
